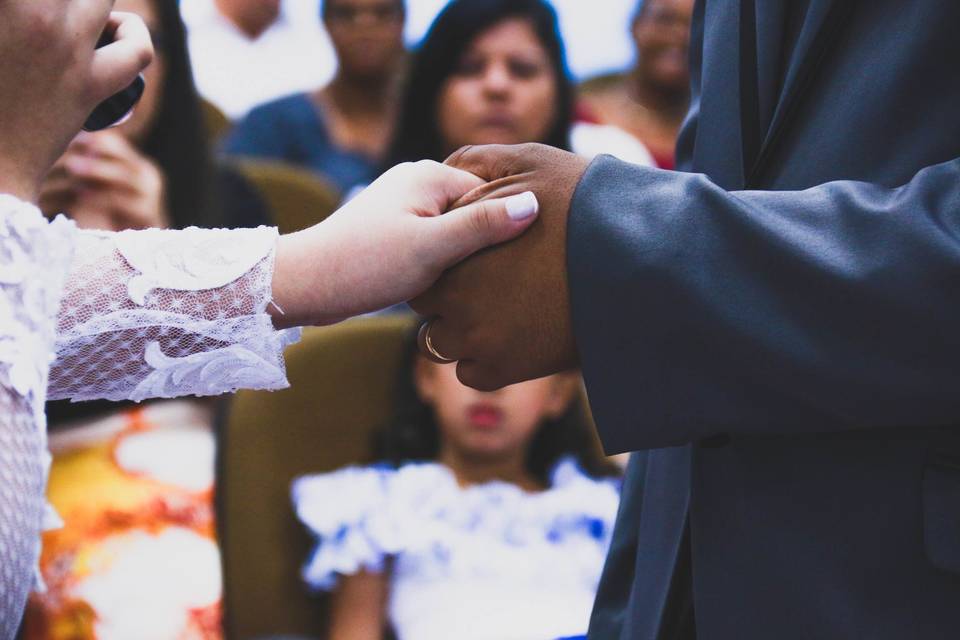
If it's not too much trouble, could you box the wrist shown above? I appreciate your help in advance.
[270,225,341,329]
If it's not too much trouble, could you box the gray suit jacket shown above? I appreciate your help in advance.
[568,1,960,638]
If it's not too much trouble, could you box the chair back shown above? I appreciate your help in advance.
[231,159,342,234]
[201,99,233,143]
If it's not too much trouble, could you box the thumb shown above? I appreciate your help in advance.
[430,191,540,266]
[89,12,154,101]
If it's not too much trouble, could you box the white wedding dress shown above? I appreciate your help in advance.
[0,195,300,637]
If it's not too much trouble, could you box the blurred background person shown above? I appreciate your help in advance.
[224,0,407,198]
[385,0,652,169]
[374,0,648,319]
[292,329,621,640]
[579,0,694,169]
[23,0,269,636]
[181,0,337,120]
[38,0,268,235]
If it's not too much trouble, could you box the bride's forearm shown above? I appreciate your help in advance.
[267,161,539,331]
[270,225,341,329]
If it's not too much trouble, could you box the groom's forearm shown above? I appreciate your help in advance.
[568,155,960,453]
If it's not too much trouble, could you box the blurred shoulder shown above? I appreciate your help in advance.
[242,93,318,124]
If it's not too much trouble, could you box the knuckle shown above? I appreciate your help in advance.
[468,202,495,236]
[135,42,155,69]
[27,10,57,40]
[392,161,415,176]
[446,145,474,166]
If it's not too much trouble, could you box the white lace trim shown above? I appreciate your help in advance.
[55,311,301,402]
[114,226,277,305]
[0,194,302,614]
[50,223,301,403]
[130,323,300,402]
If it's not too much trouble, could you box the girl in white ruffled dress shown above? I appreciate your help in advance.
[292,331,623,640]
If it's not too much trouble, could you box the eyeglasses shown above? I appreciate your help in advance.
[325,3,403,26]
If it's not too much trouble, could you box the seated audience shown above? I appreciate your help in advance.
[579,0,694,169]
[385,0,652,168]
[224,0,407,197]
[292,329,621,640]
[181,0,337,120]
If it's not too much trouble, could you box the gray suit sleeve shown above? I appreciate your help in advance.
[567,155,960,452]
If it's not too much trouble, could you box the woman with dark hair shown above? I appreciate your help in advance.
[386,0,652,170]
[37,0,267,233]
[41,0,268,424]
[292,328,621,640]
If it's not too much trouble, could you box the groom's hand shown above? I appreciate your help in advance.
[410,144,591,391]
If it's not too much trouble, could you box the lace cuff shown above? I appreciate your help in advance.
[48,225,301,402]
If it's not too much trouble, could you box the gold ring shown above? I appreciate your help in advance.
[423,321,456,363]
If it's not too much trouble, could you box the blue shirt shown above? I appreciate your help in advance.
[223,93,379,196]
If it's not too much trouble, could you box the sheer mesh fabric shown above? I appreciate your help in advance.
[0,197,298,638]
[0,387,45,640]
[49,230,288,402]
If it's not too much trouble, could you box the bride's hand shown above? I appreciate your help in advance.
[272,160,540,327]
[0,4,153,202]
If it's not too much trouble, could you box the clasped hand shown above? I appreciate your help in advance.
[411,144,591,392]
[0,2,592,395]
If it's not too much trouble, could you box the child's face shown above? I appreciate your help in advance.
[414,357,578,461]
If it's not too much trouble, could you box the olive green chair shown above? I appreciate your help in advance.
[230,158,343,235]
[201,99,233,144]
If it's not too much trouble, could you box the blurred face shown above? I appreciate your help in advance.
[324,0,405,78]
[220,0,282,27]
[415,358,577,462]
[438,18,559,152]
[633,0,694,91]
[114,0,164,144]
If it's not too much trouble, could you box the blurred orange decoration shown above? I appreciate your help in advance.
[22,401,223,640]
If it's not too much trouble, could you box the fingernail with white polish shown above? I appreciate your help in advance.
[505,191,539,221]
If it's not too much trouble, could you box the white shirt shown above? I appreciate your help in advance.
[180,0,336,120]
[294,459,621,640]
[570,122,656,167]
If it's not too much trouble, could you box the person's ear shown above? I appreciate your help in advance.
[543,372,581,420]
[413,355,438,404]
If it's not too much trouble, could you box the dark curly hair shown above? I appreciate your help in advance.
[370,329,621,486]
[384,0,574,167]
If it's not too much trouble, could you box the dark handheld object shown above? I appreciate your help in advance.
[82,31,146,132]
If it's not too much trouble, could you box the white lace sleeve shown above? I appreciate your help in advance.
[48,225,302,403]
[1,194,302,637]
